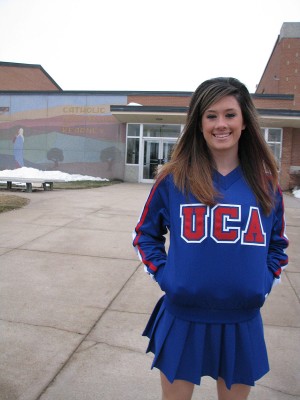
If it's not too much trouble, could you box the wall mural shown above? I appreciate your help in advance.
[0,94,127,180]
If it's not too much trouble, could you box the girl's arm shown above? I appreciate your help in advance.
[133,179,169,285]
[267,187,289,290]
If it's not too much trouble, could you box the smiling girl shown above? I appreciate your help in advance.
[133,77,289,400]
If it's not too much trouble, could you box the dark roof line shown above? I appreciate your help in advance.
[111,105,189,113]
[0,89,193,96]
[252,93,294,100]
[255,35,280,91]
[0,90,295,101]
[38,66,62,91]
[0,61,43,68]
[257,108,300,117]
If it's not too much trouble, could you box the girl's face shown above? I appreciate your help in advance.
[201,95,245,156]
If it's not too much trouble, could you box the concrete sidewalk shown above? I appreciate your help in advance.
[0,183,299,400]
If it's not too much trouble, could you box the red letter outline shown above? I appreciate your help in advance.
[211,204,241,243]
[241,206,266,246]
[180,204,209,243]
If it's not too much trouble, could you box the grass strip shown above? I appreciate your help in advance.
[0,194,30,213]
[0,180,122,213]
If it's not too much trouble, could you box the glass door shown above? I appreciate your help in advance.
[142,139,160,181]
[163,140,176,164]
[141,138,176,182]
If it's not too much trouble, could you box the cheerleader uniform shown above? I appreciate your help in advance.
[133,167,289,389]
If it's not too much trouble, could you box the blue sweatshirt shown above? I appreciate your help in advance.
[133,167,289,323]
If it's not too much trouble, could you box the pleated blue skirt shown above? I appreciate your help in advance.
[143,296,269,390]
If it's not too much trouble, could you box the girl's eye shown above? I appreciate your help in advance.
[226,113,236,118]
[206,114,216,119]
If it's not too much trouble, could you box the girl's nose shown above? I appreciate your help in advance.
[215,116,227,128]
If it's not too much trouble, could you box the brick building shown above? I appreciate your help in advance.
[255,22,300,189]
[0,22,299,188]
[0,61,61,91]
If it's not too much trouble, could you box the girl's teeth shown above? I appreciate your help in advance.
[213,133,230,138]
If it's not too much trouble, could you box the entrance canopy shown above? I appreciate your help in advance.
[110,105,188,124]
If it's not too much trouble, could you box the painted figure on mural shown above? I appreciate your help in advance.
[13,127,25,168]
[133,77,289,400]
[100,146,121,173]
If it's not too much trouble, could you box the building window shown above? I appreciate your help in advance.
[261,127,282,165]
[126,124,140,164]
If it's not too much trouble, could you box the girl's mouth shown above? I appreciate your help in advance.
[212,132,231,139]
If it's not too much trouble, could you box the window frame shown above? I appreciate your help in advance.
[261,127,283,166]
[125,124,141,165]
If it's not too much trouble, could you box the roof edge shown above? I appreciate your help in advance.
[111,105,188,113]
[0,90,293,99]
[0,89,193,96]
[257,108,300,117]
[255,35,280,92]
[252,93,294,100]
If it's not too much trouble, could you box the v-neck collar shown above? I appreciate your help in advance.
[213,166,243,190]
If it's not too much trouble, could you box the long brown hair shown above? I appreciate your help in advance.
[157,77,278,215]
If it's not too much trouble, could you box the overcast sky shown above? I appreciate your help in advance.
[0,0,299,93]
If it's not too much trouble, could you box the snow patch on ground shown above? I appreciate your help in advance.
[293,187,300,199]
[0,167,108,182]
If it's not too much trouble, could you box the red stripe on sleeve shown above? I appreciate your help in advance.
[136,245,158,273]
[134,182,159,234]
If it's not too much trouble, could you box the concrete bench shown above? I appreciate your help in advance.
[0,177,65,192]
